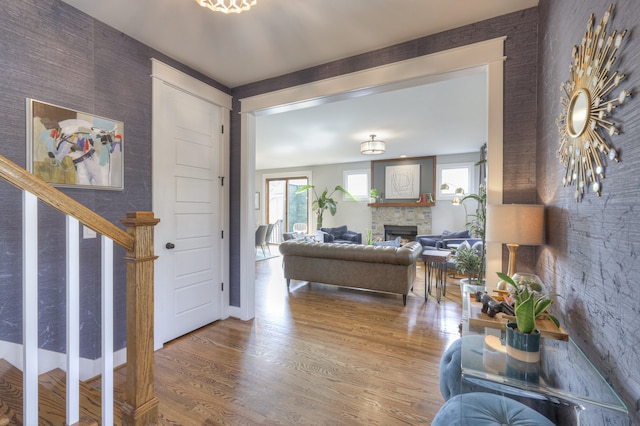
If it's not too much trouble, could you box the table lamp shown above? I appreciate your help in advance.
[485,204,544,288]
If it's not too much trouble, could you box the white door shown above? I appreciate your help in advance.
[153,81,223,345]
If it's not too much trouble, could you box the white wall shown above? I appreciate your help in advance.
[431,152,482,234]
[256,161,371,235]
[256,152,481,236]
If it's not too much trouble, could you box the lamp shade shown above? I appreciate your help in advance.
[485,204,544,246]
[360,134,385,155]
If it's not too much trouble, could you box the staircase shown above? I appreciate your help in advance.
[0,358,130,425]
[0,154,159,425]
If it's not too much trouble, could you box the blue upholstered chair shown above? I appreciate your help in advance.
[437,338,556,425]
[439,336,485,401]
[432,392,555,426]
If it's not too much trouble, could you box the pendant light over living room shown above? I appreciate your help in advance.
[361,134,385,155]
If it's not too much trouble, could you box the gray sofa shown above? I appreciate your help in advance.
[278,240,422,305]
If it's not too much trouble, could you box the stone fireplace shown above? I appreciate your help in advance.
[370,206,431,242]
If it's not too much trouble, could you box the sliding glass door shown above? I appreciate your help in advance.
[266,177,308,237]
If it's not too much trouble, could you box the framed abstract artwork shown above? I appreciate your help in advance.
[385,164,420,199]
[26,99,124,190]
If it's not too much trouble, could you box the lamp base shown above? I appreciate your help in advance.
[496,243,520,290]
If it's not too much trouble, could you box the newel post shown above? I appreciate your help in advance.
[120,212,160,425]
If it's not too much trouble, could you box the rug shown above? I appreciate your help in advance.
[256,251,280,262]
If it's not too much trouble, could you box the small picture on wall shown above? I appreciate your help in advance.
[385,164,420,199]
[27,98,124,190]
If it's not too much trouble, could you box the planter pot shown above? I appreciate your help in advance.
[460,278,485,286]
[505,322,540,363]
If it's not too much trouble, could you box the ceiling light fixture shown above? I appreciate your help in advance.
[196,0,257,14]
[361,135,385,155]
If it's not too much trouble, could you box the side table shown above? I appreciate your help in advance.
[459,283,629,425]
[421,249,450,303]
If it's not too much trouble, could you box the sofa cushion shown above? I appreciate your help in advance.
[373,236,401,247]
[416,236,439,247]
[279,240,421,266]
[321,225,348,239]
[340,230,361,243]
[442,229,471,239]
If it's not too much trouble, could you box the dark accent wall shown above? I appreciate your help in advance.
[230,8,539,305]
[0,0,228,359]
[538,1,640,423]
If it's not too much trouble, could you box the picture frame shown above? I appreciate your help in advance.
[255,192,260,210]
[385,164,420,199]
[26,98,124,190]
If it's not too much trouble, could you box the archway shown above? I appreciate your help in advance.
[236,37,506,320]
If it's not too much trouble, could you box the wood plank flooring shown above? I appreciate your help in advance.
[149,254,463,425]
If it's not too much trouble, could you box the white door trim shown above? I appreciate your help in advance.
[151,59,232,346]
[237,37,506,320]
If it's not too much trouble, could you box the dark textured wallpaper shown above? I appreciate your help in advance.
[537,1,640,424]
[0,0,226,359]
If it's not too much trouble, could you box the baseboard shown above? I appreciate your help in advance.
[227,305,243,319]
[0,340,126,381]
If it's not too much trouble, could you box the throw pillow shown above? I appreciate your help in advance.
[459,240,472,250]
[442,229,471,239]
[373,236,401,247]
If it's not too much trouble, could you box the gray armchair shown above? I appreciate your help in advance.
[319,225,362,244]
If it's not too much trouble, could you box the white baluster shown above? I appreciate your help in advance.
[22,191,38,425]
[66,216,80,424]
[102,236,114,425]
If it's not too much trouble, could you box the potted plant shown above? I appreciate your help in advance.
[455,243,482,285]
[460,181,486,283]
[295,184,357,230]
[497,272,560,363]
[365,228,373,245]
[369,188,379,203]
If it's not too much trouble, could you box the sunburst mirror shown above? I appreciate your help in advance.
[557,3,631,201]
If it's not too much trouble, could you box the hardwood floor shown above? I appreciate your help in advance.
[151,254,464,424]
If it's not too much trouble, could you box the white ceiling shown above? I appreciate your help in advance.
[255,69,488,169]
[60,0,538,169]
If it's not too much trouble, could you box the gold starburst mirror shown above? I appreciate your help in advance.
[557,3,631,201]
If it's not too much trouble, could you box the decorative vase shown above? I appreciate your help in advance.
[506,352,540,383]
[505,322,540,363]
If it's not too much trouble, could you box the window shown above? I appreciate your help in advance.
[343,169,369,201]
[437,162,474,199]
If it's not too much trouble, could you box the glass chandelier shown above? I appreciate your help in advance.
[196,0,257,14]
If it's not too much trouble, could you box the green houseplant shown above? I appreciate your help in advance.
[460,182,486,283]
[455,243,482,284]
[295,184,357,230]
[497,272,560,363]
[369,188,379,203]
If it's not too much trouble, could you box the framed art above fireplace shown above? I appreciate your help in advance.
[370,156,436,206]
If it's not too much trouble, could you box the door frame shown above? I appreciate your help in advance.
[262,172,312,233]
[237,38,506,321]
[151,59,232,348]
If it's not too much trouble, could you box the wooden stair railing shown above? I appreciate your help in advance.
[0,154,159,425]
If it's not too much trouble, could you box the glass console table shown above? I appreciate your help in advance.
[460,284,628,425]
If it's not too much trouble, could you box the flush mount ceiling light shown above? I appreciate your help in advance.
[557,3,630,201]
[196,0,257,14]
[361,135,385,155]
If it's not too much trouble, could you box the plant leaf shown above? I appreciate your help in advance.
[514,293,536,333]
